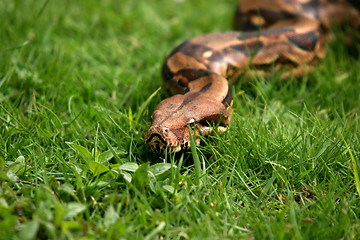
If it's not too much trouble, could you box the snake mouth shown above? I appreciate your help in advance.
[145,133,166,144]
[145,124,227,153]
[145,133,187,153]
[145,134,167,152]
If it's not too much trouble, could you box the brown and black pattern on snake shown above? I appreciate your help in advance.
[145,0,360,153]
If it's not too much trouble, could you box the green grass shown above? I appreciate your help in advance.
[1,0,360,239]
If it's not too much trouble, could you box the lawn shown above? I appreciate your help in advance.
[1,0,360,239]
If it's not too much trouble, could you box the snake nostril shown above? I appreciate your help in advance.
[163,128,169,135]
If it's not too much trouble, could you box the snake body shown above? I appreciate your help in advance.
[145,0,360,153]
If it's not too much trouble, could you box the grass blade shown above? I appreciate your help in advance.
[188,125,204,185]
[135,87,161,125]
[340,133,360,197]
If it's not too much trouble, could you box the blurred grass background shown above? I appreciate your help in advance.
[1,0,359,239]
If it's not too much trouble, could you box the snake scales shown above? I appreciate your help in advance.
[145,0,360,153]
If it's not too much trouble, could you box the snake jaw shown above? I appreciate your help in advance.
[145,126,195,152]
[145,124,208,153]
[144,122,226,153]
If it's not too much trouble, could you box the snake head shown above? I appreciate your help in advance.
[144,93,230,153]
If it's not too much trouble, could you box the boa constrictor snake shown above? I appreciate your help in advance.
[145,0,360,153]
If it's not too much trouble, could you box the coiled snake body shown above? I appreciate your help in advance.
[145,0,360,153]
